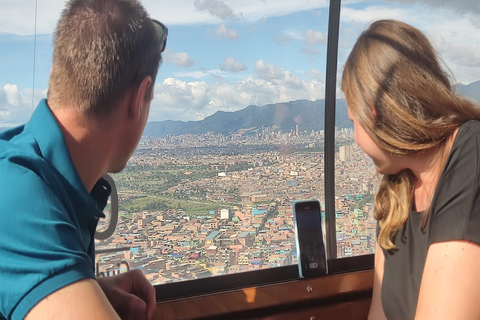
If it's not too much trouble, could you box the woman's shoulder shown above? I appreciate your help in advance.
[460,119,480,134]
[453,120,480,149]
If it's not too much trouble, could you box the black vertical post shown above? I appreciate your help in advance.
[324,0,342,260]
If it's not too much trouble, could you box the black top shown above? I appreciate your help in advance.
[382,120,480,319]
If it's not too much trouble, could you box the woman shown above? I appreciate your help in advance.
[342,19,480,319]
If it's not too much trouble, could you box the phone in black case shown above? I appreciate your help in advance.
[293,200,328,278]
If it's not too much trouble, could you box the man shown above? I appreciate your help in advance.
[0,0,167,319]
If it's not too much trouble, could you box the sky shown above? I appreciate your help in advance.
[0,0,479,127]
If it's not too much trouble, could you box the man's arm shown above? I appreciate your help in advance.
[25,278,121,320]
[25,269,156,320]
[368,242,387,320]
[415,240,480,319]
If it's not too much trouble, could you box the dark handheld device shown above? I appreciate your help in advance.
[293,200,327,278]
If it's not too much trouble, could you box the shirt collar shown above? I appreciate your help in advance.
[29,99,108,217]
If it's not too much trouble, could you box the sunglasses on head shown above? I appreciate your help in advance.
[152,19,168,53]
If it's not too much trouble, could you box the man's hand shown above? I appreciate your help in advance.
[97,269,156,320]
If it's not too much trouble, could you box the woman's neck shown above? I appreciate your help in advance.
[411,129,459,212]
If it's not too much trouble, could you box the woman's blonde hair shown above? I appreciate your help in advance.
[342,19,480,250]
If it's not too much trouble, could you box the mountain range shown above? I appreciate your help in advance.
[1,81,479,136]
[143,81,480,138]
[143,99,349,138]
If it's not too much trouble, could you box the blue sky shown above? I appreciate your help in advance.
[0,0,479,127]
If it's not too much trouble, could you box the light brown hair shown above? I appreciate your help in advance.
[342,19,480,249]
[48,0,162,118]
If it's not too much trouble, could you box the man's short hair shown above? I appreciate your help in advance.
[48,0,162,117]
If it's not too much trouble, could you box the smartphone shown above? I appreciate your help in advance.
[293,200,328,278]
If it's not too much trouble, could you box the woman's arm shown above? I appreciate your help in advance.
[415,240,480,319]
[368,242,387,320]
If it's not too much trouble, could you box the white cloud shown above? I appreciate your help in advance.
[171,70,212,79]
[429,33,480,84]
[469,14,480,28]
[284,30,304,41]
[156,77,209,107]
[339,4,480,84]
[432,35,480,68]
[384,0,480,16]
[163,50,195,68]
[148,61,325,122]
[275,28,325,55]
[301,46,321,56]
[1,0,330,35]
[275,29,302,44]
[0,90,7,112]
[309,9,323,17]
[275,35,292,44]
[0,0,63,35]
[194,0,243,21]
[307,68,323,80]
[215,24,241,39]
[340,5,415,27]
[0,84,46,127]
[305,29,326,46]
[254,59,303,89]
[150,78,210,121]
[220,57,248,72]
[231,0,329,23]
[255,59,287,81]
[301,29,326,56]
[4,84,20,107]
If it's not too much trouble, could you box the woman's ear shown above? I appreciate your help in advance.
[372,105,378,119]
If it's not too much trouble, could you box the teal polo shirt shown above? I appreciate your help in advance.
[0,99,109,320]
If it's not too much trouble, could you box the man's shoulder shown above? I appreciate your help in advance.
[0,136,49,179]
[0,137,61,206]
[0,124,38,160]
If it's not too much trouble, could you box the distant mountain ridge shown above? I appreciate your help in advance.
[459,81,480,102]
[144,99,350,138]
[0,81,479,136]
[144,81,480,139]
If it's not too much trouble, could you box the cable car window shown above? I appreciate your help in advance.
[96,1,331,285]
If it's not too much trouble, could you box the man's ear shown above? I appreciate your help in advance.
[128,76,152,120]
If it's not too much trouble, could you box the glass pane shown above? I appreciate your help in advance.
[336,0,480,257]
[95,1,331,284]
[0,1,37,129]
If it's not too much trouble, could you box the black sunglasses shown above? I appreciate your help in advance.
[152,19,168,53]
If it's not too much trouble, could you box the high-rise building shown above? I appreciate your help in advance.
[339,145,351,162]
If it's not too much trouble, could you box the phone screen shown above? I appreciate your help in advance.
[294,201,327,278]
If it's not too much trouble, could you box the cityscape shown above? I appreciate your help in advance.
[95,126,378,285]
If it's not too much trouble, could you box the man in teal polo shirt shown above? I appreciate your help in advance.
[0,0,167,319]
